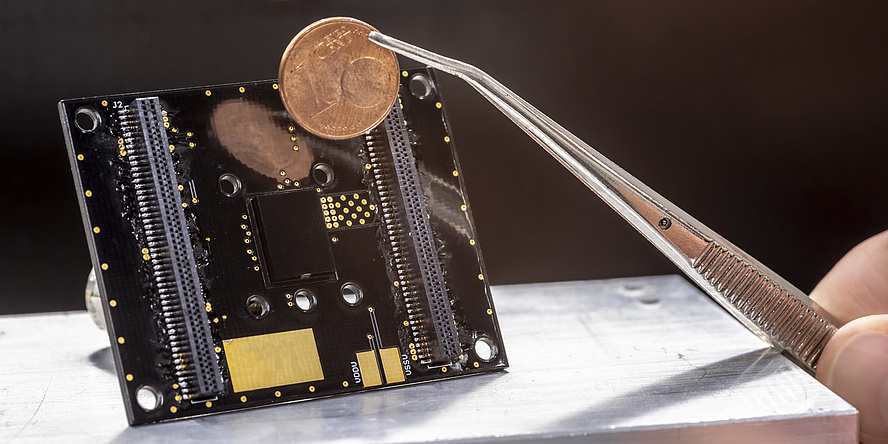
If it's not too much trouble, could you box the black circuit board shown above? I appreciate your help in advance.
[59,67,507,425]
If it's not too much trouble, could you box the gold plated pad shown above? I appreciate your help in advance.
[223,329,324,392]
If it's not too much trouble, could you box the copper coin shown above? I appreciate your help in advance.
[279,17,399,140]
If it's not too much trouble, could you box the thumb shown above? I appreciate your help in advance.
[810,230,888,442]
[815,315,888,443]
[811,230,888,324]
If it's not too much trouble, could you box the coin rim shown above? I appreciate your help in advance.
[278,17,399,140]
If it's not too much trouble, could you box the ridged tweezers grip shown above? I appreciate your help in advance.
[693,242,835,368]
[365,32,836,371]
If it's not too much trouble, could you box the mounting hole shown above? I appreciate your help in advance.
[619,283,648,297]
[246,295,270,319]
[340,282,363,306]
[74,107,102,133]
[135,385,162,412]
[409,73,434,100]
[218,173,242,197]
[311,163,335,187]
[473,336,497,362]
[293,289,317,312]
[639,294,661,305]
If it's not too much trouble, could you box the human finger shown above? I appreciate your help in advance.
[810,230,888,324]
[815,315,888,444]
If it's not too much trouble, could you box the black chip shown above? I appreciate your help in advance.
[251,189,336,284]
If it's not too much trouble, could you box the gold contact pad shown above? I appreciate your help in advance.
[356,350,382,387]
[379,347,405,383]
[223,329,324,392]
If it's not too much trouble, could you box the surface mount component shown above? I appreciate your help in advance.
[60,68,506,425]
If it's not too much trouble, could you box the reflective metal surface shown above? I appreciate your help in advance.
[368,31,838,373]
[84,267,105,330]
[0,276,856,443]
[279,17,399,140]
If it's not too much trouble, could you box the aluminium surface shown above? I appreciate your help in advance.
[58,68,506,424]
[0,276,857,443]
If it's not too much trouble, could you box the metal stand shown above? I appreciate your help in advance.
[1,275,856,443]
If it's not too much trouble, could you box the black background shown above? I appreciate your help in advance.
[2,1,886,315]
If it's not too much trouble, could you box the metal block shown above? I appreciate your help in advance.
[0,275,856,443]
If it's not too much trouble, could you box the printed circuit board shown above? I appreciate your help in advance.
[60,67,507,425]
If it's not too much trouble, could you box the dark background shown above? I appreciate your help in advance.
[2,1,886,314]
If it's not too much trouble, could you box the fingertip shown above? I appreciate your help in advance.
[816,315,888,443]
[810,230,888,324]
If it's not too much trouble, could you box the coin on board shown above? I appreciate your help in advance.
[279,17,399,140]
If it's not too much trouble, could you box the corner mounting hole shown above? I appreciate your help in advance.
[74,107,102,133]
[340,282,363,306]
[246,295,270,319]
[135,385,162,412]
[312,163,335,187]
[218,173,242,197]
[409,73,434,100]
[473,336,497,362]
[294,289,317,312]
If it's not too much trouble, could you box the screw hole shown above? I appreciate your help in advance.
[619,282,649,298]
[340,282,363,306]
[293,289,317,312]
[135,385,162,412]
[658,217,672,231]
[312,163,335,187]
[408,73,434,100]
[639,295,661,305]
[74,107,102,133]
[246,295,270,319]
[473,336,497,362]
[218,173,242,197]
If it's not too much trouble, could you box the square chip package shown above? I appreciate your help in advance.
[59,67,507,425]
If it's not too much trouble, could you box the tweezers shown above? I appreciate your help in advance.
[369,31,839,373]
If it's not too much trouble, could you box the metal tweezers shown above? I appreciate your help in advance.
[369,31,840,373]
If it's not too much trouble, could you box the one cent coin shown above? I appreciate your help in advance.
[279,17,399,140]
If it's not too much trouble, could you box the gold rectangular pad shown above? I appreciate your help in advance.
[223,329,324,393]
[380,347,405,384]
[356,350,382,387]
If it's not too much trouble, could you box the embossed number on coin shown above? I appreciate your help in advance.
[279,17,399,140]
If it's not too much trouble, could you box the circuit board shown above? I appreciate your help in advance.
[59,67,507,425]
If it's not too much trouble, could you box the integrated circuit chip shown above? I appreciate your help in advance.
[251,190,336,285]
[59,68,507,425]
